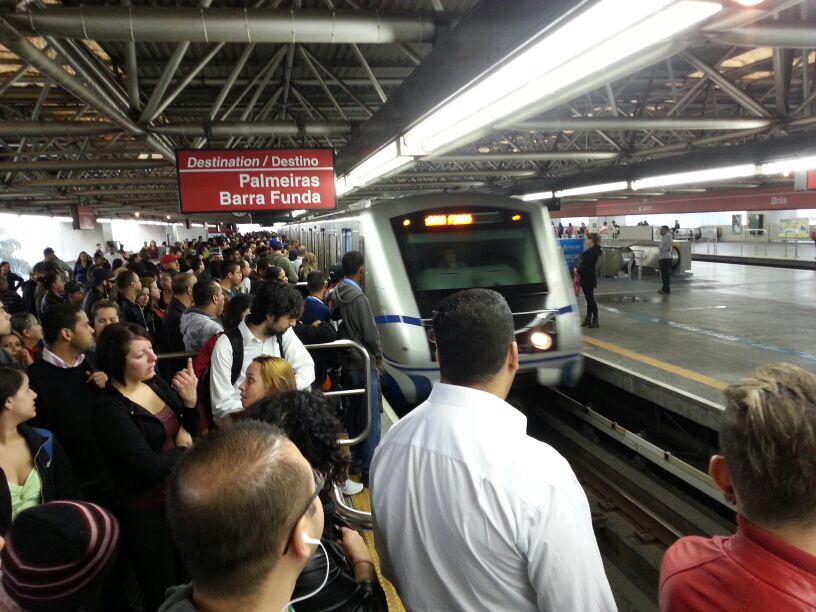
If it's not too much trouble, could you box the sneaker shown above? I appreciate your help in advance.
[341,479,364,496]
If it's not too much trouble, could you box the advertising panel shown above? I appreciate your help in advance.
[176,149,336,214]
[778,217,810,239]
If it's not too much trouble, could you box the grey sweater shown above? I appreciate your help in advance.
[331,280,382,371]
[659,233,673,259]
[180,308,224,352]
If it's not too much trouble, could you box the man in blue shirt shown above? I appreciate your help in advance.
[301,271,330,325]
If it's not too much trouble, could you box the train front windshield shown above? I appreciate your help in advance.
[392,208,548,317]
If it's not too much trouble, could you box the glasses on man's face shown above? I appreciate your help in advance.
[282,469,326,555]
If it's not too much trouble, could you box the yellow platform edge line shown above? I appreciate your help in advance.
[582,335,730,391]
[349,487,406,612]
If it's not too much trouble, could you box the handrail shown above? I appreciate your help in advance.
[331,483,373,530]
[156,339,372,447]
[741,228,768,257]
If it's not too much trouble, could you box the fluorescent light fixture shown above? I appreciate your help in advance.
[51,216,73,222]
[335,176,353,197]
[760,155,816,175]
[345,140,413,189]
[521,191,555,201]
[631,164,757,190]
[191,223,204,228]
[291,209,307,218]
[554,181,628,198]
[401,0,722,156]
[96,218,112,223]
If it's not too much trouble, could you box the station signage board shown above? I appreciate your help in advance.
[176,149,336,214]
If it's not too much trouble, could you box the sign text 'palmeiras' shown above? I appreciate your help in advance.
[176,149,336,213]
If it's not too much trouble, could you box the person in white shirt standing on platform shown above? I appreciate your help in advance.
[210,281,314,426]
[658,225,673,295]
[370,289,616,612]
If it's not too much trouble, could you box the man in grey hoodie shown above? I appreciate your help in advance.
[330,250,382,485]
[180,279,225,352]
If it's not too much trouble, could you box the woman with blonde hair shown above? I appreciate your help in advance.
[238,355,296,408]
[298,252,319,282]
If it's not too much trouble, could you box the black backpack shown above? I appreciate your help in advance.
[196,327,284,430]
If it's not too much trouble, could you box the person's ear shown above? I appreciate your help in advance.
[709,455,736,505]
[507,341,519,374]
[289,516,317,560]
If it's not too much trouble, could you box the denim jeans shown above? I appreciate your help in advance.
[341,365,381,481]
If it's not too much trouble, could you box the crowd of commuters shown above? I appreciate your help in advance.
[0,231,813,611]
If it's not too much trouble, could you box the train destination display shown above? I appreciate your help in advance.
[176,149,336,213]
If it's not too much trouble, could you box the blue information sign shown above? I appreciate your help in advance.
[559,238,585,270]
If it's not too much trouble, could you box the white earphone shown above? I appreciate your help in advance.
[301,532,321,546]
[285,532,330,611]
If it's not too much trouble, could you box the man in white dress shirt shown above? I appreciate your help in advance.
[370,289,616,611]
[210,281,314,426]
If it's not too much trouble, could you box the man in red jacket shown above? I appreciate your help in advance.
[659,363,816,611]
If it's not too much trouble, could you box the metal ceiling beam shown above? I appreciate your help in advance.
[350,43,387,103]
[0,159,171,172]
[7,7,438,43]
[0,122,117,137]
[19,176,178,187]
[506,118,772,131]
[153,121,350,137]
[430,152,619,162]
[0,20,174,159]
[680,51,773,118]
[709,22,816,48]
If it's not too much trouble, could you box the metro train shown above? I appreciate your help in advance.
[285,193,583,412]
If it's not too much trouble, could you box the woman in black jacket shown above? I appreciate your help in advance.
[0,367,80,534]
[576,233,602,329]
[93,322,198,611]
[0,262,23,293]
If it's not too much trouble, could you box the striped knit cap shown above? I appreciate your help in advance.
[1,501,120,612]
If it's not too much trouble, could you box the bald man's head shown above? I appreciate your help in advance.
[167,421,314,597]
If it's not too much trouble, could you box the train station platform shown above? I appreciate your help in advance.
[581,261,816,429]
[691,240,816,270]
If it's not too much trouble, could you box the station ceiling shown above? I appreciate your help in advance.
[0,0,812,223]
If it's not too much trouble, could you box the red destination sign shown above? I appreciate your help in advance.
[176,148,336,214]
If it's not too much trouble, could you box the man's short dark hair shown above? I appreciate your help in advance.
[190,255,203,271]
[166,421,311,597]
[246,282,303,326]
[115,270,137,291]
[192,280,220,308]
[306,271,326,293]
[432,289,515,386]
[341,251,364,277]
[96,323,152,384]
[42,303,83,346]
[43,272,61,291]
[173,272,196,296]
[256,257,272,273]
[220,260,240,279]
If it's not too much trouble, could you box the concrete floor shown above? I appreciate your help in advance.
[580,261,816,408]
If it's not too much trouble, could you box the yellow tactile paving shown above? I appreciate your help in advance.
[583,335,730,391]
[349,486,406,612]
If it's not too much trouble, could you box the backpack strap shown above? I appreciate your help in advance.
[32,427,53,459]
[276,333,284,360]
[225,327,244,385]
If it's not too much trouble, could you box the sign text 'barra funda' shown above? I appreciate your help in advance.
[176,149,336,214]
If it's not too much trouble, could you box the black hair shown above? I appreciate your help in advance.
[306,271,326,293]
[245,282,303,326]
[43,272,62,291]
[341,251,364,277]
[96,322,152,385]
[224,293,253,330]
[190,255,203,271]
[0,367,26,408]
[219,260,240,279]
[42,303,83,346]
[166,421,311,597]
[192,280,221,308]
[115,270,137,291]
[9,313,36,336]
[243,390,347,487]
[432,289,515,385]
[264,266,283,282]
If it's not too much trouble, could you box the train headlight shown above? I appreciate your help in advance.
[530,331,553,351]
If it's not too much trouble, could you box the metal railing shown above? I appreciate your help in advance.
[158,338,372,447]
[741,228,768,257]
[331,483,373,530]
[630,248,647,281]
